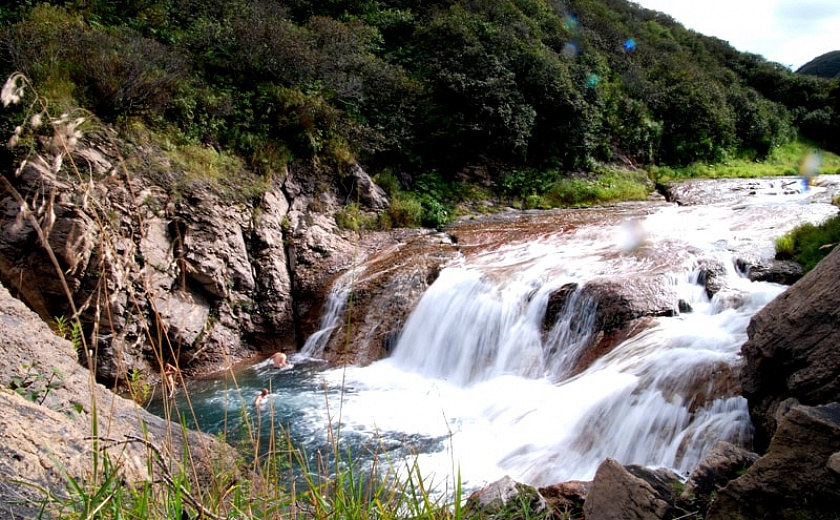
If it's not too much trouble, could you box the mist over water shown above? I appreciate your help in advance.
[148,177,839,493]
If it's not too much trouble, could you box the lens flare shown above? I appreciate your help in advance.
[562,41,579,58]
[799,150,821,191]
[624,38,636,52]
[586,74,601,89]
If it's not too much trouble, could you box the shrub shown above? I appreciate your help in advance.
[387,192,423,228]
[335,203,378,231]
[775,215,840,271]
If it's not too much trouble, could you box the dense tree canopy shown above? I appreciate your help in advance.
[1,0,838,183]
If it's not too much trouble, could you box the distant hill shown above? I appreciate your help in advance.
[797,51,840,78]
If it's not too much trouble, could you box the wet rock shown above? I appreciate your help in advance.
[740,246,840,452]
[322,231,460,366]
[541,283,579,333]
[709,288,749,313]
[740,258,804,285]
[695,258,727,299]
[579,275,679,333]
[679,441,759,515]
[583,458,682,520]
[541,275,679,376]
[706,404,840,520]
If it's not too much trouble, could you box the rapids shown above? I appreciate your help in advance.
[148,176,839,494]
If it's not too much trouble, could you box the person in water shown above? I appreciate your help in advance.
[254,388,270,409]
[164,363,179,397]
[270,352,288,368]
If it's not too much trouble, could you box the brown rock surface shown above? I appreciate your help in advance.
[679,441,759,515]
[0,281,237,517]
[583,458,681,520]
[740,246,840,452]
[706,403,840,520]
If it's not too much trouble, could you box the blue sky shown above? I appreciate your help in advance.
[632,0,840,70]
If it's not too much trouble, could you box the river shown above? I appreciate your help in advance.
[148,176,838,495]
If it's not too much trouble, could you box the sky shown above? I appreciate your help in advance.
[631,0,840,70]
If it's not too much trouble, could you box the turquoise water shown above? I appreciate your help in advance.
[146,357,449,481]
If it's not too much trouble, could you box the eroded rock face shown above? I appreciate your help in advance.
[706,404,840,520]
[740,246,840,452]
[0,133,399,383]
[317,230,460,366]
[0,281,237,516]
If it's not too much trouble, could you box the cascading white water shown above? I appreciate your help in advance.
[310,178,838,491]
[155,177,839,496]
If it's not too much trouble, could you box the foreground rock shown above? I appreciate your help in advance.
[0,281,237,518]
[740,245,840,452]
[583,459,684,520]
[706,404,840,519]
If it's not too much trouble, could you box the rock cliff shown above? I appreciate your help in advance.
[0,125,397,388]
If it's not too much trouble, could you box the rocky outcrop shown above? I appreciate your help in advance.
[541,275,681,375]
[0,125,396,384]
[740,246,840,452]
[583,459,683,520]
[463,475,549,520]
[706,404,840,520]
[320,230,460,366]
[0,281,238,518]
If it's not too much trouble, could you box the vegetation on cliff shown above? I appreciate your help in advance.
[1,0,839,222]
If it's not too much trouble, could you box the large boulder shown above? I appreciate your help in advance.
[464,476,554,520]
[740,246,840,452]
[0,281,238,518]
[706,403,840,520]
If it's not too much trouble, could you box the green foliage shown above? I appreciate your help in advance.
[126,368,152,406]
[9,362,64,405]
[650,140,840,182]
[387,192,424,228]
[775,214,840,272]
[54,315,84,352]
[335,202,379,231]
[2,0,838,201]
[543,170,650,207]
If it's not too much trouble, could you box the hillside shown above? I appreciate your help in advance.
[2,0,838,190]
[797,50,840,79]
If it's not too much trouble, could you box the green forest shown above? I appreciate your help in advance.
[2,0,839,215]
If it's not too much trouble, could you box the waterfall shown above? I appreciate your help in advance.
[154,177,840,495]
[296,266,364,360]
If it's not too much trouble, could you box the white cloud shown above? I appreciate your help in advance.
[632,0,840,69]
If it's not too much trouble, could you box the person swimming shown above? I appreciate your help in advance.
[270,352,288,368]
[254,388,270,409]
